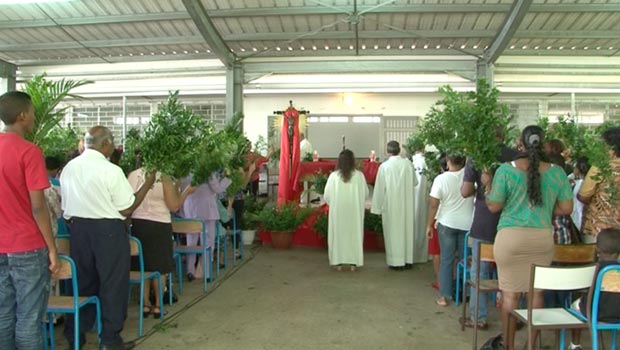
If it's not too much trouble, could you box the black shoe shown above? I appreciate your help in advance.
[163,290,178,303]
[99,340,135,350]
[388,265,405,271]
[404,264,413,270]
[186,273,195,282]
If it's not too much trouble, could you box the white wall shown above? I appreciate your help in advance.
[243,92,439,143]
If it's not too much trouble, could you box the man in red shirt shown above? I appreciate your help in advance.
[0,91,59,350]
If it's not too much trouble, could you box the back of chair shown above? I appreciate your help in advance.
[172,219,205,234]
[553,244,597,264]
[600,266,620,293]
[479,243,495,262]
[53,255,74,280]
[129,237,140,257]
[56,236,70,256]
[532,264,597,291]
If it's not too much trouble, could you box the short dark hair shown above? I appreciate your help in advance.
[386,140,400,155]
[602,126,620,157]
[45,156,63,171]
[597,228,620,256]
[446,153,466,167]
[0,91,32,125]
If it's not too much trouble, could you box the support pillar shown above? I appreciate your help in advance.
[0,59,16,94]
[476,59,494,85]
[226,63,244,127]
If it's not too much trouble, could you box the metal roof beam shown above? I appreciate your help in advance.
[224,30,495,41]
[0,12,190,29]
[243,58,476,75]
[181,0,235,67]
[0,36,206,51]
[484,0,533,64]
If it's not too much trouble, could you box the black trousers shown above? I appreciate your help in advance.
[64,218,130,346]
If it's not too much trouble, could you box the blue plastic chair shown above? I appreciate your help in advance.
[128,236,164,337]
[43,255,101,350]
[455,232,471,305]
[172,218,212,292]
[589,265,620,350]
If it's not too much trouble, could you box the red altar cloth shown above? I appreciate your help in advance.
[258,206,384,251]
[293,160,381,191]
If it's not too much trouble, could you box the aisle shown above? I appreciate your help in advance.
[133,247,487,350]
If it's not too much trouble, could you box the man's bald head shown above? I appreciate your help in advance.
[85,126,115,156]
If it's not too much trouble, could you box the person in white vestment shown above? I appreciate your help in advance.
[371,141,417,270]
[300,133,313,160]
[412,147,429,264]
[324,149,369,271]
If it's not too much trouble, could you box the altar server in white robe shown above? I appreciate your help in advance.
[324,149,369,271]
[371,141,417,269]
[412,147,429,263]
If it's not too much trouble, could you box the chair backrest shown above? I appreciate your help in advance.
[532,264,597,291]
[53,255,74,280]
[172,218,205,234]
[479,242,495,263]
[588,265,620,326]
[552,244,597,264]
[56,236,70,255]
[599,265,620,293]
[128,236,145,274]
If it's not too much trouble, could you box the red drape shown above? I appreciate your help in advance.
[277,107,301,204]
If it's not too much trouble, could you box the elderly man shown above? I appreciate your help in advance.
[0,91,59,350]
[60,126,154,350]
[371,140,417,270]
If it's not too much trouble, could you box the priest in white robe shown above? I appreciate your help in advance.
[371,141,417,269]
[412,149,429,263]
[324,149,369,270]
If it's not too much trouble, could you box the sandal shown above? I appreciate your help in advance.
[142,306,152,318]
[152,306,168,318]
[349,265,357,272]
[435,297,449,307]
[458,316,488,330]
[335,265,343,272]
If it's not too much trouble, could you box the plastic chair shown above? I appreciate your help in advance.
[128,236,164,337]
[510,264,597,350]
[588,265,620,350]
[172,218,212,292]
[455,232,471,305]
[461,242,499,350]
[43,255,101,350]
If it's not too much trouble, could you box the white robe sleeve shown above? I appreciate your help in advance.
[324,172,336,205]
[371,166,385,215]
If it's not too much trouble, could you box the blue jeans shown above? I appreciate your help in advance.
[438,223,466,299]
[469,238,491,321]
[0,248,50,350]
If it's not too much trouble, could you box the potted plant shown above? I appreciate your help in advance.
[258,202,310,249]
[313,212,328,244]
[242,195,268,245]
[364,211,384,250]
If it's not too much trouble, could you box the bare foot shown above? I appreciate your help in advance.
[349,265,356,272]
[335,265,342,272]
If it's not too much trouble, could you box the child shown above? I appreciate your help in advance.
[569,227,620,350]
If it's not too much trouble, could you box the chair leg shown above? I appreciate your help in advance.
[167,274,173,306]
[157,276,165,321]
[216,235,220,278]
[455,264,461,305]
[175,253,183,295]
[75,308,80,350]
[203,251,208,292]
[96,300,102,345]
[138,281,144,337]
[611,330,617,350]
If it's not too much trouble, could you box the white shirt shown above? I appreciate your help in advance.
[60,149,135,220]
[429,168,474,231]
[300,139,313,159]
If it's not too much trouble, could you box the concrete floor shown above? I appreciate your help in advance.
[55,245,610,350]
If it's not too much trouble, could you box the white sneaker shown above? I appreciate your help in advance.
[568,343,582,350]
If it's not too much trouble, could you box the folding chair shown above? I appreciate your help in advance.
[128,236,164,337]
[510,264,597,350]
[588,265,620,350]
[461,242,499,350]
[455,232,471,305]
[43,255,101,350]
[172,218,211,292]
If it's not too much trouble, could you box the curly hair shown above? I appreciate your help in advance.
[337,149,356,183]
[521,125,546,206]
[602,126,620,157]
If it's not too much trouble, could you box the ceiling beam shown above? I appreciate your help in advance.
[0,3,618,29]
[484,0,533,65]
[243,58,476,75]
[224,30,495,41]
[181,0,236,67]
[0,36,207,51]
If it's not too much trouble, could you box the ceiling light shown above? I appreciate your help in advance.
[583,46,588,50]
[172,51,177,54]
[398,44,404,49]
[435,45,441,49]
[300,46,305,50]
[252,47,258,51]
[559,46,564,50]
[374,45,379,49]
[349,45,354,50]
[128,53,133,56]
[484,45,488,49]
[140,52,144,56]
[460,44,466,49]
[361,45,366,49]
[411,44,416,49]
[312,45,317,50]
[423,44,428,49]
[324,45,329,50]
[183,50,188,54]
[473,45,479,49]
[596,46,601,50]
[386,45,391,49]
[533,46,539,50]
[509,45,515,49]
[194,50,200,53]
[522,45,527,49]
[287,47,293,51]
[230,48,234,52]
[336,45,341,50]
[610,46,615,50]
[206,49,211,53]
[161,52,166,55]
[547,46,552,50]
[275,47,281,51]
[571,46,576,50]
[240,48,246,52]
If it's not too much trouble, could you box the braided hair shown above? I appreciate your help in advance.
[521,125,546,206]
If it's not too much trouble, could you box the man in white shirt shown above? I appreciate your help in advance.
[299,132,313,160]
[371,141,417,270]
[60,126,154,350]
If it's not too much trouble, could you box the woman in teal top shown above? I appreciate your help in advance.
[484,125,573,350]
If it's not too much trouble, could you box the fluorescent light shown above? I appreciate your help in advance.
[0,0,74,3]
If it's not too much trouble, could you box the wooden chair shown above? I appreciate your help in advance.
[587,265,620,350]
[461,242,499,350]
[552,244,597,265]
[128,236,164,337]
[43,255,101,350]
[172,218,212,292]
[510,264,597,350]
